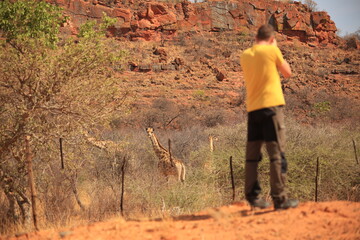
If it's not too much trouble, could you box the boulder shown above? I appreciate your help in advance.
[213,68,226,81]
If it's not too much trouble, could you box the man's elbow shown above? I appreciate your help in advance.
[282,70,292,78]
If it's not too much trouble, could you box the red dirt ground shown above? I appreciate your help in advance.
[4,201,360,240]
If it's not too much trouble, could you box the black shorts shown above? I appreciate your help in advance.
[247,106,285,152]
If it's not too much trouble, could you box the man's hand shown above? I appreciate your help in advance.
[277,60,292,78]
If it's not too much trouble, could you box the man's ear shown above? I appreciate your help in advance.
[268,36,275,44]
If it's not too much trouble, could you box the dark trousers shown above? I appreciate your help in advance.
[245,106,288,202]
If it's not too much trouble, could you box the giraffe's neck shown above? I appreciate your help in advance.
[148,132,168,160]
[87,137,107,149]
[83,131,107,150]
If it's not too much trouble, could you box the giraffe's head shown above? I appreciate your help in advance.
[146,127,154,135]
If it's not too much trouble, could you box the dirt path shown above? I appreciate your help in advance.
[4,201,360,240]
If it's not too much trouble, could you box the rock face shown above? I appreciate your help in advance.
[53,0,339,45]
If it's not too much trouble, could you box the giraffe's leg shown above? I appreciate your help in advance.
[176,163,183,182]
[180,163,186,182]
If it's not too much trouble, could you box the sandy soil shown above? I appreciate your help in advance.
[4,201,360,240]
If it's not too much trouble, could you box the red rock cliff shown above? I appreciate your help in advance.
[52,0,339,45]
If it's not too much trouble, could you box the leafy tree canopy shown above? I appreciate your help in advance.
[0,0,66,48]
[78,12,116,39]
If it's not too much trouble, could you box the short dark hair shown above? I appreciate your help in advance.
[256,24,275,41]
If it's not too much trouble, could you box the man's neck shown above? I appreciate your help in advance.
[255,40,271,45]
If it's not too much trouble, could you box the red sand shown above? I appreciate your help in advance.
[4,201,360,240]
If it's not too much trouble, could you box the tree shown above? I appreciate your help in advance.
[303,0,318,12]
[0,0,128,229]
[346,28,360,40]
[0,0,65,50]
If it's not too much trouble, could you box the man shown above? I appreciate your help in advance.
[240,24,298,210]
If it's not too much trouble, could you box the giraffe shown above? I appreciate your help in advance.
[82,131,126,171]
[206,135,218,172]
[146,127,186,182]
[209,135,217,153]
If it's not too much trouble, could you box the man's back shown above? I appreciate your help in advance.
[241,45,285,112]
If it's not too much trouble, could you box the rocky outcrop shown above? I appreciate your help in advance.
[53,0,339,45]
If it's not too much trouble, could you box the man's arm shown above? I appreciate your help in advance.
[271,38,292,78]
[277,60,292,78]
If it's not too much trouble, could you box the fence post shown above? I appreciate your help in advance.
[168,139,175,166]
[59,138,64,169]
[25,135,39,231]
[352,139,359,164]
[229,156,236,202]
[315,157,320,202]
[120,157,126,217]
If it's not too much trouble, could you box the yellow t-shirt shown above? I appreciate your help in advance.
[240,45,285,112]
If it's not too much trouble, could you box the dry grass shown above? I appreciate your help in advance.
[1,115,359,236]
